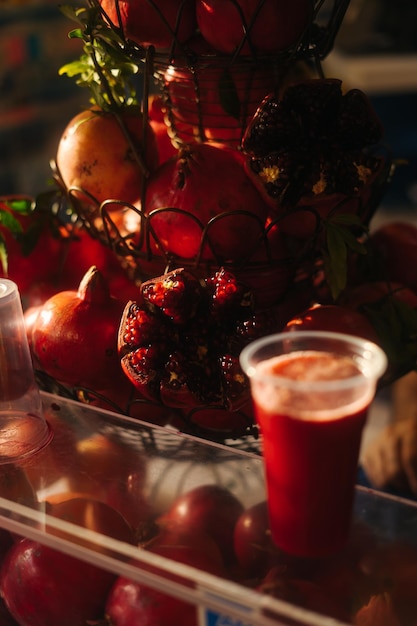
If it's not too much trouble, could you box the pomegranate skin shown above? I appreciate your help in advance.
[56,107,159,207]
[105,575,198,626]
[196,0,310,55]
[143,143,270,262]
[99,0,197,49]
[31,266,125,390]
[162,35,279,146]
[0,538,116,626]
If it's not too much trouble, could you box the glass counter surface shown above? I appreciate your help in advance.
[0,391,416,626]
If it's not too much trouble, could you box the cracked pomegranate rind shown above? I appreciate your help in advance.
[140,268,205,325]
[242,79,384,217]
[118,267,273,429]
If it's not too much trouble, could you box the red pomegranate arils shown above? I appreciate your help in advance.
[118,267,267,423]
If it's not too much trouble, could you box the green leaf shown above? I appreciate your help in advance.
[337,227,367,255]
[58,2,141,109]
[0,234,8,275]
[68,28,84,40]
[0,209,24,235]
[0,210,44,258]
[323,225,348,299]
[322,215,369,299]
[3,198,32,216]
[59,58,90,78]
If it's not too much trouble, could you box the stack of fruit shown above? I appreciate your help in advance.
[2,0,417,440]
[3,470,417,624]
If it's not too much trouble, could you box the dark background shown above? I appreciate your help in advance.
[0,2,87,196]
[1,0,416,208]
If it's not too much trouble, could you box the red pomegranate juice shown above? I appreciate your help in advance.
[251,350,374,558]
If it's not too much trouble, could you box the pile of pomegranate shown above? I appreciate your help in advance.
[2,5,417,625]
[1,459,417,626]
[2,0,417,441]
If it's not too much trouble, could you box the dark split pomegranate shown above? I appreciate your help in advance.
[118,267,277,433]
[242,79,384,240]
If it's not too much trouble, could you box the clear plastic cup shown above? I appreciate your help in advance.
[0,279,52,463]
[240,330,387,558]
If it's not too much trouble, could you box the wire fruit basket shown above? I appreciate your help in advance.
[28,0,403,440]
[53,0,388,285]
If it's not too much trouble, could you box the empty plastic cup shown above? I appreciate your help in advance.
[0,279,52,462]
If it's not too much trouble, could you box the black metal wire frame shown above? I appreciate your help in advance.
[51,145,392,288]
[95,0,352,64]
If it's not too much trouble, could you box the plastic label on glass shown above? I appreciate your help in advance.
[197,588,255,626]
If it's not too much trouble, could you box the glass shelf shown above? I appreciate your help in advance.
[0,391,416,626]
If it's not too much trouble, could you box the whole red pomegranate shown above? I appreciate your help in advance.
[0,537,117,626]
[99,0,196,49]
[31,266,126,391]
[105,575,198,626]
[106,526,225,626]
[196,0,310,55]
[283,303,380,344]
[369,221,417,292]
[158,484,244,566]
[340,281,417,311]
[233,500,278,577]
[162,35,278,146]
[56,106,159,208]
[142,143,269,262]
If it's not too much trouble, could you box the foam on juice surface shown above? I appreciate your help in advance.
[269,351,360,381]
[252,351,373,421]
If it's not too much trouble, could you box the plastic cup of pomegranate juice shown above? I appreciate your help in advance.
[240,330,387,558]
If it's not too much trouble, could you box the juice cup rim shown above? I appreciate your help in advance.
[239,330,388,391]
